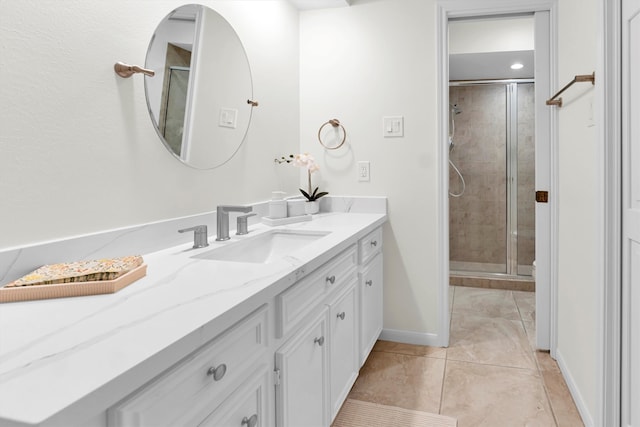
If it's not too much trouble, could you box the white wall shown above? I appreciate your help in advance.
[555,0,601,422]
[300,0,441,342]
[0,0,300,250]
[449,15,534,54]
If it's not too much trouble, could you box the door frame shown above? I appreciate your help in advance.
[600,0,621,425]
[436,0,558,350]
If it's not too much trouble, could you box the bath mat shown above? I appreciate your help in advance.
[332,399,457,427]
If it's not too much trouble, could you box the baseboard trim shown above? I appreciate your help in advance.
[555,348,593,426]
[379,328,443,347]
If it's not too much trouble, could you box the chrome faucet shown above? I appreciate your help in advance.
[216,205,253,241]
[178,225,209,249]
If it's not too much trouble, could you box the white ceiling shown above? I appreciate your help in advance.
[288,0,351,10]
[449,50,534,81]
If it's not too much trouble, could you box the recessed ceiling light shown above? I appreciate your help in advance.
[511,63,524,70]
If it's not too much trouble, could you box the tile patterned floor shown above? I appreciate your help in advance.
[343,286,584,427]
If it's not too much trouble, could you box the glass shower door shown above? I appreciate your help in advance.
[449,81,535,277]
[449,83,508,274]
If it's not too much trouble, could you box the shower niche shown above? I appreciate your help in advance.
[448,82,535,280]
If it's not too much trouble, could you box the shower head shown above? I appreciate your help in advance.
[450,103,462,115]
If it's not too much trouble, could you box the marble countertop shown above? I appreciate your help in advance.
[0,211,386,426]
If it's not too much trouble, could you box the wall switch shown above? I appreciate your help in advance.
[383,116,404,137]
[219,108,238,129]
[357,161,370,182]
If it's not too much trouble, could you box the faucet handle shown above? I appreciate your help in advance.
[178,225,209,249]
[218,205,253,214]
[236,213,257,236]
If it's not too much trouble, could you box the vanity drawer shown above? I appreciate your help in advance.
[276,245,357,338]
[108,305,269,427]
[359,227,382,265]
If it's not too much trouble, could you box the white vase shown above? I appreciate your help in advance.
[305,201,319,214]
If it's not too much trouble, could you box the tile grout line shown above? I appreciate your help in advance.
[444,357,541,374]
[439,285,453,417]
[536,353,561,427]
[438,354,448,416]
[517,290,561,427]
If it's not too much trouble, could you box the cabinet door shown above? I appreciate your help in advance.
[360,252,383,366]
[275,309,329,427]
[198,368,270,427]
[329,281,359,420]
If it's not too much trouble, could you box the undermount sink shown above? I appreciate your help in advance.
[192,229,331,264]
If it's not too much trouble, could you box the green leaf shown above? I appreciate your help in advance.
[299,188,312,201]
[314,191,329,200]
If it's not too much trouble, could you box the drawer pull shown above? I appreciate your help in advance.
[365,280,373,287]
[241,414,258,427]
[337,312,346,320]
[314,336,325,346]
[326,275,336,284]
[206,364,227,381]
[370,240,378,247]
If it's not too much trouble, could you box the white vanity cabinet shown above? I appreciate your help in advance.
[275,308,329,427]
[274,245,358,427]
[0,212,388,427]
[104,225,384,427]
[358,227,383,366]
[108,306,269,427]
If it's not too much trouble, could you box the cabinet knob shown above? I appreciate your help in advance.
[314,336,325,346]
[326,275,336,284]
[206,364,227,381]
[241,414,258,427]
[370,240,378,247]
[337,312,346,320]
[366,279,373,287]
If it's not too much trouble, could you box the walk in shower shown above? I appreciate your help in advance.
[448,81,535,286]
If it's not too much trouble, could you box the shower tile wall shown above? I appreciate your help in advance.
[449,85,507,271]
[449,84,535,275]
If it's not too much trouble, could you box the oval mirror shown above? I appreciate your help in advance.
[145,4,253,169]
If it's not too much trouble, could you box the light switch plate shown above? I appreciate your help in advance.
[383,116,403,137]
[219,108,238,129]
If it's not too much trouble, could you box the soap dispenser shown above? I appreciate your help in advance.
[269,191,287,218]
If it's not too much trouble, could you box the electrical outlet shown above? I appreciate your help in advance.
[357,161,370,182]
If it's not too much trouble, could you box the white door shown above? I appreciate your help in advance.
[622,1,640,425]
[329,283,358,420]
[360,252,383,364]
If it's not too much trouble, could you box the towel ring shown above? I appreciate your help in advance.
[318,119,346,150]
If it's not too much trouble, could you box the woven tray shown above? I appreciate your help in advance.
[0,264,147,303]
